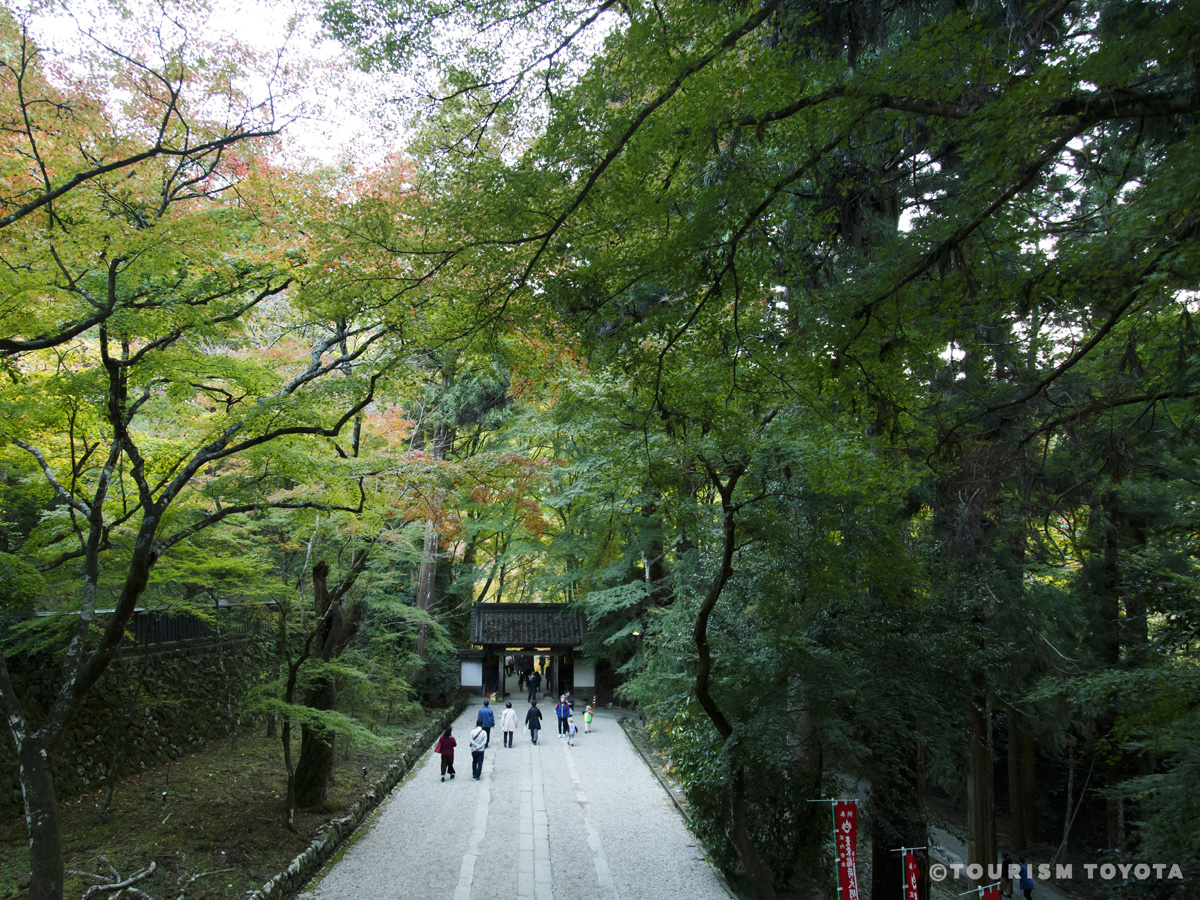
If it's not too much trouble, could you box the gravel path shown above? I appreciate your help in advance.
[298,703,731,900]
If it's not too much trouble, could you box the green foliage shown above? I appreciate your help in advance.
[6,0,1200,890]
[314,0,1200,884]
[410,650,461,708]
[0,550,43,613]
[252,685,390,752]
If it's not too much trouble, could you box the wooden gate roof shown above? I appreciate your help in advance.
[469,603,585,647]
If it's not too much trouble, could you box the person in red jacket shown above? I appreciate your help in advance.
[434,726,456,781]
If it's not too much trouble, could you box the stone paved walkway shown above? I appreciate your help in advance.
[298,704,732,900]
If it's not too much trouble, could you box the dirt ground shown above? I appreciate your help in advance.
[0,710,441,900]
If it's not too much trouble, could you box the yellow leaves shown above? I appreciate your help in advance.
[365,407,415,447]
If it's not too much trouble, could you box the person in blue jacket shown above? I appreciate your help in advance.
[555,695,571,737]
[1018,859,1034,900]
[477,699,496,747]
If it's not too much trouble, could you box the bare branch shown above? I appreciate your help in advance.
[512,0,784,297]
[850,122,1083,332]
[156,495,365,555]
[0,128,280,231]
[938,220,1199,448]
[870,83,1200,123]
[74,859,156,900]
[12,439,90,514]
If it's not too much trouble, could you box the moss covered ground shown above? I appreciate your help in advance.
[0,709,441,900]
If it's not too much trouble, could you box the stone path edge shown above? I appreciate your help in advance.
[248,697,469,900]
[617,717,740,900]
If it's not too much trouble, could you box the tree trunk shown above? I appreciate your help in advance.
[414,421,450,657]
[787,674,822,772]
[415,524,438,658]
[282,717,297,829]
[966,695,997,884]
[19,737,64,900]
[294,677,337,808]
[690,464,777,899]
[872,837,903,900]
[870,742,928,900]
[291,557,367,808]
[730,762,777,900]
[1123,586,1149,666]
[1105,760,1123,849]
[1055,742,1075,864]
[1007,712,1038,851]
[2,503,160,900]
[1087,494,1122,667]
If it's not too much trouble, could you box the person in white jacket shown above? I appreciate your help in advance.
[469,720,488,780]
[499,701,519,748]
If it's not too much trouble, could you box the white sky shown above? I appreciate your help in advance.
[24,0,400,169]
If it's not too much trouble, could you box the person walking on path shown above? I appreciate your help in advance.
[555,695,570,737]
[469,719,488,780]
[566,715,577,746]
[1018,859,1034,900]
[527,670,541,702]
[500,701,518,747]
[999,852,1014,898]
[525,701,543,744]
[434,726,456,781]
[477,699,495,747]
[584,705,593,733]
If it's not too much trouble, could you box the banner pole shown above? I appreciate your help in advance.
[963,883,1000,899]
[832,802,840,900]
[892,846,927,900]
[812,798,858,900]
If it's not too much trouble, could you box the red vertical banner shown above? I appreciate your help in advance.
[834,802,860,900]
[903,851,921,900]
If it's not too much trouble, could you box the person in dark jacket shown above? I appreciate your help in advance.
[434,727,456,781]
[999,852,1014,898]
[1018,859,1034,900]
[525,701,543,744]
[477,699,495,746]
[527,670,541,702]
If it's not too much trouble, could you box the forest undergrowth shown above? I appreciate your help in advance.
[0,709,440,900]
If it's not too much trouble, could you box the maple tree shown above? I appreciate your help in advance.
[0,4,431,895]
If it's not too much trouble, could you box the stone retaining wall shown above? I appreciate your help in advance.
[248,698,467,900]
[0,637,271,814]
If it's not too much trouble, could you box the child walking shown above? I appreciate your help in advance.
[567,715,578,746]
[583,705,593,733]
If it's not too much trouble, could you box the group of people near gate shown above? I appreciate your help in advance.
[432,692,595,781]
[511,653,554,699]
